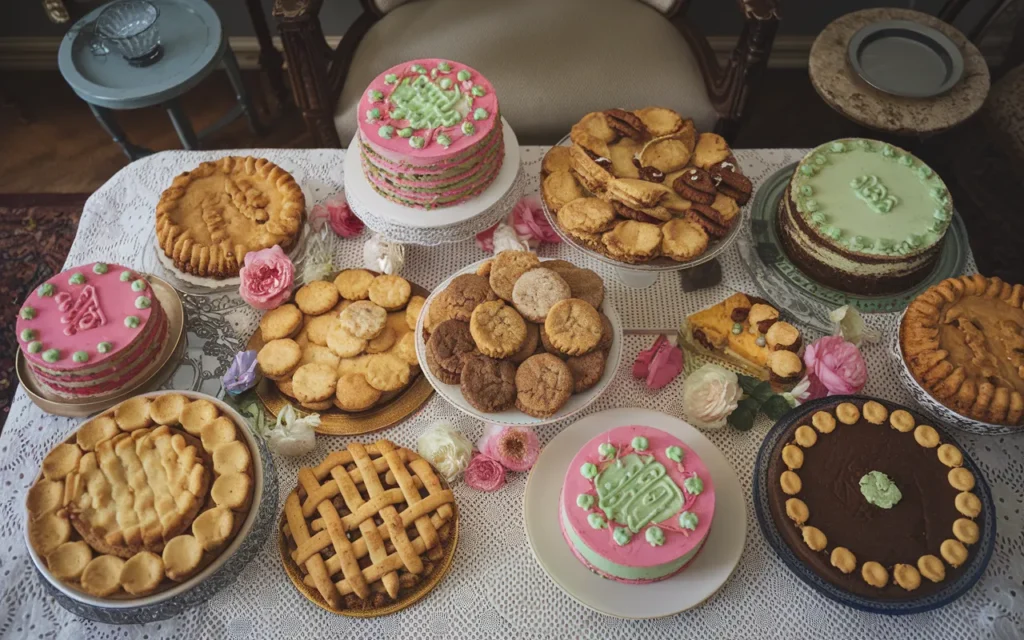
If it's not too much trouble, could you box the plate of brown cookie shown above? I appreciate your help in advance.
[539,108,749,275]
[247,270,434,436]
[415,251,623,427]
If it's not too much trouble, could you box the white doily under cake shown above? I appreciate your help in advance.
[344,118,526,245]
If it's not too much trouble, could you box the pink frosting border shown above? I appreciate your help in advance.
[561,425,716,569]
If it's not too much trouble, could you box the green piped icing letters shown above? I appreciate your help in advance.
[92,263,108,274]
[683,475,704,496]
[378,125,394,139]
[850,175,899,214]
[27,341,42,354]
[38,283,55,297]
[859,471,902,509]
[595,453,684,534]
[587,513,607,529]
[631,436,648,451]
[645,526,665,546]
[20,307,35,320]
[72,351,88,363]
[666,446,683,463]
[42,349,60,363]
[97,341,112,353]
[577,494,594,510]
[679,511,698,530]
[612,527,632,546]
[580,462,598,479]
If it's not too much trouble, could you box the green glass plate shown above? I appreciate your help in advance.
[738,162,967,331]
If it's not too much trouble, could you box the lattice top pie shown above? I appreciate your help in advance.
[901,274,1024,426]
[156,156,305,279]
[26,393,255,598]
[282,440,456,611]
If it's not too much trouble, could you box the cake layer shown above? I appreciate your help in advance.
[363,141,504,208]
[361,122,503,180]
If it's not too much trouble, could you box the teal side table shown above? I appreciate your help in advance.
[58,0,263,160]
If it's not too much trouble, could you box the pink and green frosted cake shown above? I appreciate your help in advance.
[560,425,715,583]
[357,58,504,209]
[16,263,168,399]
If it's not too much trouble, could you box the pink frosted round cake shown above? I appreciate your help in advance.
[357,58,504,209]
[560,425,716,583]
[16,263,168,399]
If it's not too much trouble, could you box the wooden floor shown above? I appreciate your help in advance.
[0,69,857,193]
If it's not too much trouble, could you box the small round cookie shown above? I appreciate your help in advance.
[566,349,607,393]
[180,398,219,435]
[386,310,411,338]
[428,320,477,378]
[557,267,605,309]
[334,269,375,300]
[515,354,573,418]
[545,298,602,356]
[476,260,493,277]
[557,197,616,234]
[149,393,189,426]
[364,354,411,392]
[337,354,370,377]
[512,268,571,323]
[811,410,836,434]
[340,301,387,340]
[29,513,70,555]
[113,396,153,432]
[862,401,888,425]
[368,275,412,311]
[890,409,915,433]
[259,304,303,341]
[305,313,341,346]
[406,295,426,330]
[257,339,302,380]
[297,344,341,371]
[470,300,527,358]
[539,322,566,359]
[276,378,296,398]
[121,551,164,596]
[80,555,125,597]
[835,402,860,425]
[490,250,541,302]
[366,325,397,354]
[27,480,64,520]
[163,535,203,581]
[335,373,383,411]
[460,355,517,413]
[425,346,461,385]
[661,218,709,261]
[509,323,540,364]
[542,145,572,175]
[201,416,237,451]
[295,280,340,316]
[326,324,367,358]
[211,473,252,509]
[391,332,419,366]
[292,363,338,404]
[47,541,93,581]
[445,274,497,321]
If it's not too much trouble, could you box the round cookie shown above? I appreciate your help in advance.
[163,535,203,581]
[259,304,303,341]
[595,313,614,352]
[460,355,517,413]
[113,396,153,432]
[297,343,341,370]
[566,349,607,393]
[334,269,375,300]
[80,555,125,597]
[326,324,366,358]
[340,301,387,339]
[405,295,426,330]
[391,332,419,366]
[444,274,496,321]
[366,325,397,354]
[661,218,709,261]
[292,363,338,404]
[428,320,477,380]
[545,298,602,356]
[305,313,341,346]
[515,353,573,418]
[470,300,527,358]
[295,281,340,315]
[509,322,540,364]
[512,268,571,323]
[489,250,540,302]
[149,393,188,426]
[335,373,382,411]
[368,275,412,311]
[364,354,411,392]
[557,267,605,309]
[257,339,302,380]
[425,345,461,385]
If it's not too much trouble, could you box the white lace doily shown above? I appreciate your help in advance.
[2,148,1021,640]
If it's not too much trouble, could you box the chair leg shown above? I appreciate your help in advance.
[165,99,201,150]
[278,14,342,147]
[242,0,290,110]
[222,46,266,135]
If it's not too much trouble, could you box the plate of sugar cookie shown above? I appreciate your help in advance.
[415,251,623,427]
[248,270,434,436]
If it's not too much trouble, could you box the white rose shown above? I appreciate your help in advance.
[267,405,319,457]
[681,364,743,430]
[417,421,473,482]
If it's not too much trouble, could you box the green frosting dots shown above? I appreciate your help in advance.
[859,471,902,509]
[906,233,922,248]
[20,329,36,341]
[456,69,471,82]
[917,165,933,179]
[598,443,617,459]
[858,139,873,150]
[42,349,60,363]
[576,494,594,510]
[581,462,598,479]
[803,199,819,212]
[410,63,426,74]
[119,271,132,282]
[72,351,89,363]
[92,263,108,274]
[799,164,815,176]
[800,185,813,197]
[131,279,147,292]
[437,61,451,73]
[38,283,55,297]
[631,436,649,451]
[683,475,704,495]
[125,315,140,328]
[409,136,425,149]
[473,107,488,121]
[20,307,36,320]
[135,296,151,309]
[645,526,665,547]
[830,141,846,153]
[471,85,486,97]
[587,513,607,529]
[679,511,699,531]
[69,273,85,285]
[882,144,896,158]
[666,446,684,463]
[899,155,913,167]
[438,77,453,90]
[365,107,381,123]
[437,134,452,148]
[824,225,842,240]
[612,527,632,546]
[813,154,827,166]
[384,73,398,85]
[876,237,894,250]
[97,341,112,354]
[810,212,827,225]
[378,125,394,139]
[366,89,383,103]
[461,121,475,136]
[398,127,414,139]
[27,341,42,354]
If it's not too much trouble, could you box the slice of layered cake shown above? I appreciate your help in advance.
[357,58,504,209]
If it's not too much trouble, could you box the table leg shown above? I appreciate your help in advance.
[222,46,266,135]
[87,103,150,160]
[165,99,201,150]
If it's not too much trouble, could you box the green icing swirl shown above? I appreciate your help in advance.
[42,349,60,363]
[917,165,933,179]
[398,127,414,139]
[683,475,704,496]
[38,283,55,297]
[409,136,425,149]
[366,89,383,103]
[666,446,683,463]
[135,296,151,309]
[587,513,607,529]
[810,212,827,225]
[580,462,598,479]
[679,511,698,530]
[803,199,819,212]
[125,316,140,328]
[365,108,381,123]
[438,78,453,90]
[461,122,475,136]
[473,107,488,121]
[20,307,35,320]
[92,263,108,274]
[389,74,466,131]
[882,144,896,158]
[612,527,632,546]
[800,185,813,197]
[471,85,486,97]
[899,155,913,167]
[598,443,616,460]
[384,73,397,85]
[630,436,649,451]
[437,61,451,73]
[119,271,132,282]
[72,351,88,363]
[812,154,827,166]
[27,341,42,354]
[823,225,842,240]
[69,273,85,285]
[577,494,594,510]
[596,453,683,534]
[131,279,147,292]
[830,141,846,153]
[437,134,452,148]
[851,175,899,214]
[799,164,815,176]
[859,470,902,508]
[20,329,35,341]
[456,69,471,82]
[645,526,665,546]
[97,341,112,353]
[378,125,394,139]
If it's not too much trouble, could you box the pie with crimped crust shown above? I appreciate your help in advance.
[900,274,1024,426]
[156,156,305,279]
[282,440,456,611]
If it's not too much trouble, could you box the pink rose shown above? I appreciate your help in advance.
[477,424,540,472]
[464,454,506,492]
[239,245,294,310]
[310,195,364,238]
[803,336,867,396]
[512,196,561,245]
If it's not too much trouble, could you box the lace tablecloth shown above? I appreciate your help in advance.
[2,148,1021,640]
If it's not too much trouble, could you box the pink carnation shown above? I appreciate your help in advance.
[464,454,506,491]
[803,335,867,396]
[477,424,540,472]
[511,196,560,245]
[239,245,294,310]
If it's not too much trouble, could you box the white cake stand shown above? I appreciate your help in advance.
[344,118,526,246]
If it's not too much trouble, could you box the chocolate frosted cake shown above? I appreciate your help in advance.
[777,139,953,295]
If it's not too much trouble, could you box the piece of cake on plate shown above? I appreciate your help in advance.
[16,263,168,399]
[357,58,504,209]
[560,425,715,583]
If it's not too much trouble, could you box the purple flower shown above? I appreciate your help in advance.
[223,350,260,395]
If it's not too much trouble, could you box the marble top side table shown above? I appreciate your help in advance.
[809,8,991,136]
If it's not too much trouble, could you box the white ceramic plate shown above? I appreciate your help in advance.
[415,258,623,427]
[524,408,747,619]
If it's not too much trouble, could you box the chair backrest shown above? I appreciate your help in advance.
[368,0,681,17]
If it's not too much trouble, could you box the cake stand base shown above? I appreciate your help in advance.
[614,268,660,289]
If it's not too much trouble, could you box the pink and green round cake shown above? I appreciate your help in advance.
[560,425,715,583]
[15,263,168,399]
[357,58,504,209]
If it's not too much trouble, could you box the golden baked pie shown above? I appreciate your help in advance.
[282,440,456,611]
[26,393,255,598]
[156,156,305,279]
[901,274,1024,426]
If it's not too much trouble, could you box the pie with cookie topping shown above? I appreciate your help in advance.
[156,156,305,279]
[900,274,1024,426]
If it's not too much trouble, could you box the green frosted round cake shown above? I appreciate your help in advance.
[777,139,953,295]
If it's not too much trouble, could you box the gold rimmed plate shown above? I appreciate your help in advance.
[16,274,186,417]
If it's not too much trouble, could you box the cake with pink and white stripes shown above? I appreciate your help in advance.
[357,58,504,209]
[16,263,168,399]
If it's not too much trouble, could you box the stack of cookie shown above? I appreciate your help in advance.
[255,270,424,413]
[422,251,614,418]
[541,107,753,264]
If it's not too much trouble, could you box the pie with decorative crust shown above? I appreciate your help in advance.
[156,156,305,279]
[901,274,1024,426]
[282,440,456,611]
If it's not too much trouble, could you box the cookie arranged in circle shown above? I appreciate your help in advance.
[258,339,302,380]
[445,274,497,321]
[340,301,387,339]
[295,281,340,316]
[292,363,338,404]
[333,269,375,300]
[557,268,605,309]
[515,354,574,418]
[368,275,412,311]
[489,250,540,302]
[545,298,602,356]
[364,353,411,392]
[512,268,571,323]
[470,300,527,358]
[260,304,303,341]
[335,373,382,411]
[428,320,477,381]
[460,355,517,413]
[566,349,607,393]
[661,218,709,261]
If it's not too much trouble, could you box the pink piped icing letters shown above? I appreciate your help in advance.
[54,291,73,312]
[60,284,106,336]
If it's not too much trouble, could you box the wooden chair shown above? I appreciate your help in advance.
[273,0,781,147]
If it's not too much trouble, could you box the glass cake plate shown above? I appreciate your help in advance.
[738,163,968,333]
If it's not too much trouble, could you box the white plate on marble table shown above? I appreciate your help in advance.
[524,408,747,619]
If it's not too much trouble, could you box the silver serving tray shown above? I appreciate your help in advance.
[848,20,964,98]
